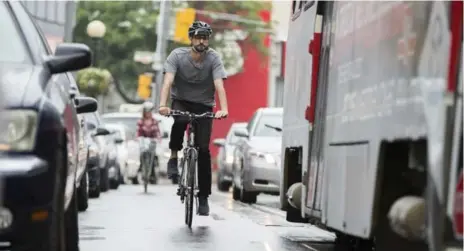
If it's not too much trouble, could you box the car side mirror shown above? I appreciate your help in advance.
[162,131,169,138]
[44,43,92,74]
[75,97,98,114]
[93,127,110,136]
[114,137,124,144]
[213,138,226,147]
[234,129,249,138]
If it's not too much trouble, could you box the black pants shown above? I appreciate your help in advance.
[169,99,213,197]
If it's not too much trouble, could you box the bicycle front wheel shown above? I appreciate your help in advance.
[142,153,150,193]
[184,154,196,228]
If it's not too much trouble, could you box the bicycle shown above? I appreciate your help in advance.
[138,137,156,193]
[168,110,219,228]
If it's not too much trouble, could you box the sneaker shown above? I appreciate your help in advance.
[167,158,179,178]
[198,196,210,216]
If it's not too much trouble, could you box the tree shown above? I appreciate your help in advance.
[168,1,271,72]
[189,1,271,56]
[73,1,158,103]
[73,1,271,103]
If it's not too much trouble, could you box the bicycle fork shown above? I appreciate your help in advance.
[177,151,187,201]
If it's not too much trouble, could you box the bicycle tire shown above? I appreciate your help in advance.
[178,157,186,202]
[143,152,150,193]
[184,152,196,228]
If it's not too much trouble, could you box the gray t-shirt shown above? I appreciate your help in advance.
[163,47,227,107]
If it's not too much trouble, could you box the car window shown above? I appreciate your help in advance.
[102,117,140,136]
[247,112,259,132]
[10,1,51,59]
[0,2,31,63]
[253,114,283,137]
[226,127,243,144]
[85,113,99,130]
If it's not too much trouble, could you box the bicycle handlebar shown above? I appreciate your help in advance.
[168,110,223,120]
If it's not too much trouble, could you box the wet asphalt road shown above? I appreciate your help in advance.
[78,179,336,251]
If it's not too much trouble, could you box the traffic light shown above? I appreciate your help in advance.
[137,73,152,99]
[174,8,196,45]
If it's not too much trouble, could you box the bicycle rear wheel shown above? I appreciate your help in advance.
[184,154,196,228]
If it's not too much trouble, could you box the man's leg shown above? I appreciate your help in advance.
[192,104,213,216]
[167,100,188,178]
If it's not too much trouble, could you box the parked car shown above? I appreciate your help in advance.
[232,107,283,204]
[0,1,95,250]
[85,112,112,193]
[101,112,176,182]
[104,123,142,184]
[102,126,123,189]
[213,122,247,192]
[69,81,91,212]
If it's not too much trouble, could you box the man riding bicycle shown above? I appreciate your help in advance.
[136,102,161,183]
[158,21,229,216]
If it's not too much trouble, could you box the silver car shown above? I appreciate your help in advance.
[232,107,283,204]
[101,112,179,182]
[213,122,247,192]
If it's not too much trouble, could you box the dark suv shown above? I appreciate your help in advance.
[0,1,96,251]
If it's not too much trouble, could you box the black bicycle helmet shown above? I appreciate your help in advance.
[188,21,212,38]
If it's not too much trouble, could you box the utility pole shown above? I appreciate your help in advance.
[152,0,172,110]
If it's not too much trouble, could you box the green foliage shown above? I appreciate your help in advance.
[73,1,271,95]
[73,1,157,95]
[76,67,112,97]
[186,1,271,56]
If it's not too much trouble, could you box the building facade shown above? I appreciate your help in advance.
[22,0,77,50]
[267,0,291,107]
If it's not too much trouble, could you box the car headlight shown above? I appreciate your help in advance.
[0,110,38,152]
[88,145,99,158]
[249,150,275,164]
[225,154,234,164]
[108,149,117,159]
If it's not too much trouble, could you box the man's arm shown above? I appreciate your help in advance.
[212,56,228,111]
[159,51,178,107]
[159,73,174,107]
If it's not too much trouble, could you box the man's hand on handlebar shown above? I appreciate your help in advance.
[215,110,228,119]
[159,106,171,116]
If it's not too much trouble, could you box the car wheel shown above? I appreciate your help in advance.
[232,184,241,201]
[41,142,67,251]
[64,187,79,251]
[100,167,110,192]
[77,171,89,212]
[109,164,121,190]
[239,178,257,204]
[88,167,101,199]
[110,179,119,189]
[217,172,231,192]
[240,188,257,204]
[171,174,179,185]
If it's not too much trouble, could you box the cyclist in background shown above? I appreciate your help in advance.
[158,21,229,216]
[136,102,161,183]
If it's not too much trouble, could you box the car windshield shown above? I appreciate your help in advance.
[102,116,139,137]
[0,2,31,63]
[253,114,283,137]
[85,113,99,130]
[227,127,245,144]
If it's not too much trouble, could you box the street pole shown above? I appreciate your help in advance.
[152,0,172,110]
